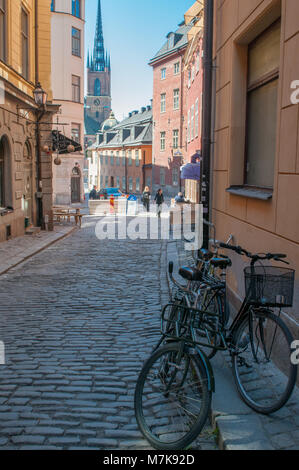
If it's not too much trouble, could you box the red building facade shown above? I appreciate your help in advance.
[150,24,192,198]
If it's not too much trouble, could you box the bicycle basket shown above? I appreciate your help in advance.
[244,266,295,307]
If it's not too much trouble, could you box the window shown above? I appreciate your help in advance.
[21,8,29,80]
[135,149,140,167]
[94,78,101,96]
[172,167,179,187]
[116,151,120,166]
[192,65,195,82]
[191,105,194,140]
[0,138,4,207]
[0,0,6,62]
[100,175,103,187]
[72,0,81,18]
[173,130,179,149]
[195,99,199,138]
[245,20,281,188]
[187,110,191,143]
[116,176,120,188]
[105,152,108,165]
[188,70,191,88]
[174,62,180,75]
[136,177,140,192]
[71,123,81,144]
[105,176,109,187]
[72,27,81,57]
[128,150,132,166]
[160,168,165,186]
[160,132,166,151]
[196,51,200,73]
[173,89,179,110]
[129,177,133,191]
[100,154,103,165]
[122,176,126,190]
[161,68,166,80]
[161,93,166,113]
[110,152,114,165]
[122,151,126,166]
[72,75,81,102]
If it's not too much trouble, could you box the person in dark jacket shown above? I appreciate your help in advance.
[89,186,97,200]
[154,189,164,218]
[142,186,151,212]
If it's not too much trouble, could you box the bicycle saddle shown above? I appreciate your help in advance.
[179,267,204,281]
[210,257,232,269]
[198,249,214,261]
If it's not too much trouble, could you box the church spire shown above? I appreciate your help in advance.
[92,0,105,72]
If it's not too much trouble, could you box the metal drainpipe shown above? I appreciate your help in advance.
[201,0,214,249]
[35,0,43,228]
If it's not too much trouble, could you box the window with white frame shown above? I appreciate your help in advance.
[188,70,191,88]
[173,129,179,149]
[136,177,140,192]
[196,51,200,73]
[160,132,166,151]
[72,27,81,57]
[192,65,195,82]
[195,99,199,138]
[187,110,191,143]
[161,93,166,113]
[110,151,114,166]
[191,104,194,140]
[129,177,133,191]
[173,89,179,110]
[135,149,140,166]
[116,151,120,166]
[128,150,132,166]
[161,68,166,80]
[116,176,120,188]
[122,176,126,190]
[174,62,180,75]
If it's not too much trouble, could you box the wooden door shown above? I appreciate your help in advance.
[71,177,80,203]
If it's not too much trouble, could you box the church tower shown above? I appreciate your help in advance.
[85,0,111,143]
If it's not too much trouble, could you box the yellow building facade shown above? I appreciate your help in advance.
[0,0,56,242]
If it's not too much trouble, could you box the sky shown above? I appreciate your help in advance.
[85,0,194,121]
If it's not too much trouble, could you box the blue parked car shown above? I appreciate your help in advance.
[98,188,124,199]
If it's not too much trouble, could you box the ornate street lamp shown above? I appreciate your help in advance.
[33,82,48,108]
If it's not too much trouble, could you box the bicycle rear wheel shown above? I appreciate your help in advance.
[232,310,297,414]
[134,343,212,450]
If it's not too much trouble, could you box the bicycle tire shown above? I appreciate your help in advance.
[232,310,297,414]
[134,342,212,450]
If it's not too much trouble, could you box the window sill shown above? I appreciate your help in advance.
[0,207,14,216]
[226,186,273,200]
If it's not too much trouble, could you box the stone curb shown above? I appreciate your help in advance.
[0,226,78,277]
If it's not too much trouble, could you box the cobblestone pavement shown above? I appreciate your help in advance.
[0,216,216,450]
[176,240,299,450]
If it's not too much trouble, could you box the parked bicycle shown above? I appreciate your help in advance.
[134,234,298,450]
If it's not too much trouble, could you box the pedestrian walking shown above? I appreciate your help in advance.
[89,185,97,200]
[154,189,164,218]
[142,186,151,212]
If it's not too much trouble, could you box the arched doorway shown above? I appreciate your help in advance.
[23,140,33,224]
[71,165,81,203]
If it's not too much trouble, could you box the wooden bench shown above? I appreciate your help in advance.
[53,208,83,227]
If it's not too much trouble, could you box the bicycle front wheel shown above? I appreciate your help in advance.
[232,310,297,414]
[134,343,212,450]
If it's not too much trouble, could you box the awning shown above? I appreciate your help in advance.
[52,130,82,154]
[181,162,201,181]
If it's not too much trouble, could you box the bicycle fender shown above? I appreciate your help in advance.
[187,346,215,393]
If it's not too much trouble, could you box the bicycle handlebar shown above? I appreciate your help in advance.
[219,242,289,264]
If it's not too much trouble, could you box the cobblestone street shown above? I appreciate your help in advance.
[0,216,216,450]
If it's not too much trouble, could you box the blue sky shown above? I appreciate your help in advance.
[85,0,194,121]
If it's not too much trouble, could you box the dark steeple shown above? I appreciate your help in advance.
[92,0,106,72]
